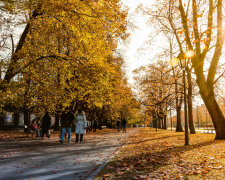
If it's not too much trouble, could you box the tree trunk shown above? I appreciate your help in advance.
[24,106,30,126]
[176,105,183,132]
[177,0,225,139]
[99,105,105,130]
[13,111,20,128]
[158,116,162,129]
[163,114,167,129]
[54,112,60,131]
[1,8,42,88]
[200,89,225,139]
[187,68,195,134]
[0,112,5,130]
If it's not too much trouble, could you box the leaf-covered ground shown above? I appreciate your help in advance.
[95,128,225,180]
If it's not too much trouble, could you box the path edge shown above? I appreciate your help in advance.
[86,130,136,180]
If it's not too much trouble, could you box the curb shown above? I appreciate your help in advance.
[86,143,126,180]
[85,130,136,180]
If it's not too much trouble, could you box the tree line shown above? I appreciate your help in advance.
[135,0,225,139]
[0,0,142,130]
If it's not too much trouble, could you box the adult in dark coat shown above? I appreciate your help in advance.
[93,119,98,132]
[117,119,121,132]
[59,107,74,143]
[122,118,127,133]
[41,111,51,138]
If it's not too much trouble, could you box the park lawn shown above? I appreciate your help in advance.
[95,128,225,180]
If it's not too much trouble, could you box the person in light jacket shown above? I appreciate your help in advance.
[75,109,87,143]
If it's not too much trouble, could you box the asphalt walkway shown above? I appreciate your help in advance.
[0,129,137,180]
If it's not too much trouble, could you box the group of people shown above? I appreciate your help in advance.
[30,111,51,138]
[59,107,87,143]
[117,118,127,133]
[31,108,128,143]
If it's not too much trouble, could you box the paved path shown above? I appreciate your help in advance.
[0,129,136,180]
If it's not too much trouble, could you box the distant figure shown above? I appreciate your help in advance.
[122,118,127,133]
[93,119,98,132]
[31,118,41,137]
[116,119,121,132]
[59,107,74,143]
[36,117,41,128]
[75,109,87,143]
[41,111,51,138]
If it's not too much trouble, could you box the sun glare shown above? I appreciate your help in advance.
[170,58,179,66]
[185,50,195,58]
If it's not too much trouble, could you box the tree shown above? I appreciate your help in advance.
[134,61,174,130]
[142,0,225,138]
[176,0,225,139]
[0,0,131,129]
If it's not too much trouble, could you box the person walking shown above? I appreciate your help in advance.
[75,109,87,143]
[93,119,97,132]
[59,107,74,143]
[116,119,121,132]
[41,111,51,138]
[122,118,127,133]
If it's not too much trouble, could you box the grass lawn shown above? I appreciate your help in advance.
[95,128,225,180]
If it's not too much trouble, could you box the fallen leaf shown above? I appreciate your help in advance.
[202,171,208,174]
[103,174,110,177]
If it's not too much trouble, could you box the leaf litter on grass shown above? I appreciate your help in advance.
[95,128,225,180]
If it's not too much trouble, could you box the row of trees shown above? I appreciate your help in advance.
[0,0,142,129]
[135,0,225,139]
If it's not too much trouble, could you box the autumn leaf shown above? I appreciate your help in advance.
[202,171,208,174]
[103,174,110,177]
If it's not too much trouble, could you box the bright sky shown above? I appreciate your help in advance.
[118,1,205,107]
[118,0,160,83]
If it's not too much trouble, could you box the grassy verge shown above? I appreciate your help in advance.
[95,128,225,180]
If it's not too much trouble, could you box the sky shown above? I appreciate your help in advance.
[118,0,162,84]
[118,1,205,107]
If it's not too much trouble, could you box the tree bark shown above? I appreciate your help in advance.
[199,86,225,139]
[13,111,20,128]
[2,9,41,86]
[163,114,167,129]
[176,105,183,132]
[23,78,31,126]
[54,111,60,131]
[23,105,30,126]
[98,105,105,130]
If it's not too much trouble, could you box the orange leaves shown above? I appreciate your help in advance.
[122,163,128,166]
[193,171,201,175]
[202,170,209,174]
[96,129,225,179]
[193,39,199,44]
[103,174,110,177]
[196,14,203,18]
[176,29,185,35]
[134,160,142,166]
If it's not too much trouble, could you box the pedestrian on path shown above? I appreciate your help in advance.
[116,119,121,132]
[93,119,98,132]
[75,109,87,143]
[59,107,74,143]
[41,111,51,138]
[122,118,127,133]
